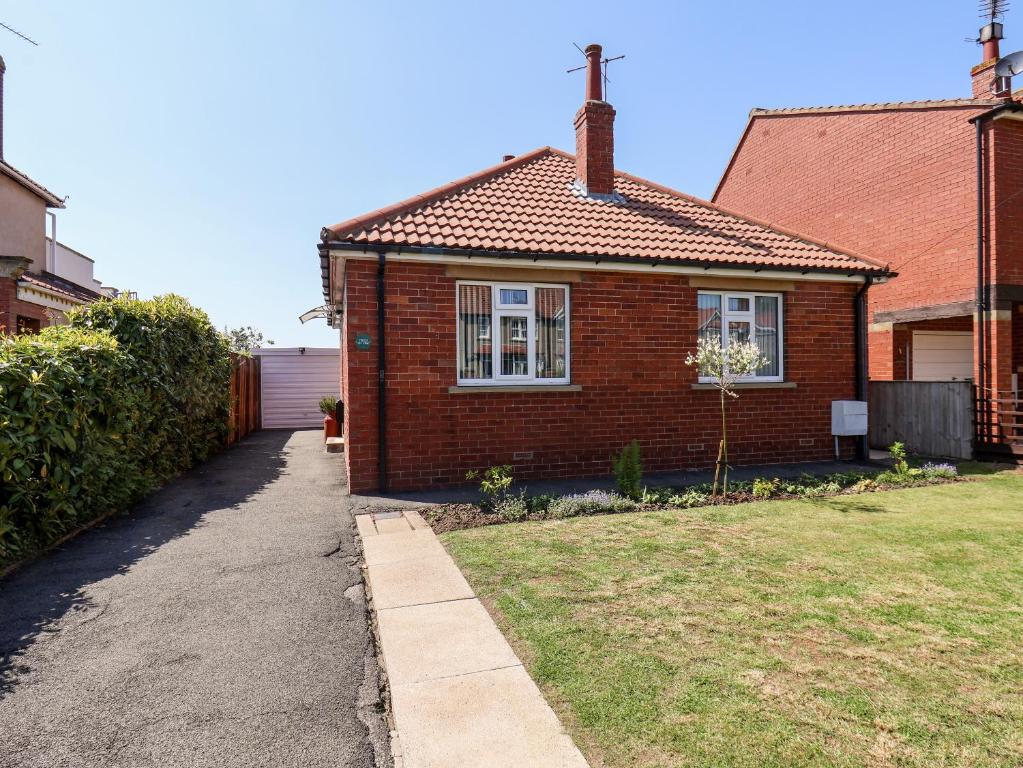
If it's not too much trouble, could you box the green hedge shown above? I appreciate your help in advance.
[0,295,232,563]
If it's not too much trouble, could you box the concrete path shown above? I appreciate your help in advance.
[0,430,390,768]
[358,511,589,768]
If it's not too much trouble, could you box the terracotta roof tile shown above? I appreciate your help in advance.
[324,148,886,274]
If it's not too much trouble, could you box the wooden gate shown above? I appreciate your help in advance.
[228,353,261,445]
[868,381,974,459]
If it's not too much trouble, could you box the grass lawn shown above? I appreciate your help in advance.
[441,468,1023,768]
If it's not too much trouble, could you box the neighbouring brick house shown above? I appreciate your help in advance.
[713,19,1023,453]
[318,44,891,493]
[0,55,114,335]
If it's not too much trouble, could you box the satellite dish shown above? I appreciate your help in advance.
[995,50,1023,77]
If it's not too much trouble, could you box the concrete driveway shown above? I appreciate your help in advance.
[0,430,390,768]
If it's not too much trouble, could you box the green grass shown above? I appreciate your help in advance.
[442,469,1023,768]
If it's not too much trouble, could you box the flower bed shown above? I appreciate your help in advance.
[424,464,962,534]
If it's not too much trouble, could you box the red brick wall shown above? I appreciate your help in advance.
[990,118,1023,287]
[341,260,861,493]
[0,276,51,335]
[574,101,616,196]
[714,106,993,378]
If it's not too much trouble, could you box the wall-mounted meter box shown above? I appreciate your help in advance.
[832,400,868,436]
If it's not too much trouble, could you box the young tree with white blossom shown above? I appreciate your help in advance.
[685,336,768,497]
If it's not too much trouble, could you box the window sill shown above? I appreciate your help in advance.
[691,381,797,390]
[448,384,582,393]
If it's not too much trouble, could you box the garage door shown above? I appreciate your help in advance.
[254,348,340,429]
[912,331,973,381]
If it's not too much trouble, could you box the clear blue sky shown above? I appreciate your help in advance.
[0,1,996,345]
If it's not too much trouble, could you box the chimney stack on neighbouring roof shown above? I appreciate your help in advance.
[973,20,1012,98]
[574,43,616,197]
[0,55,6,160]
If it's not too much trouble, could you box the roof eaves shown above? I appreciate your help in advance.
[322,146,557,241]
[320,241,892,278]
[0,161,65,208]
[750,98,1002,117]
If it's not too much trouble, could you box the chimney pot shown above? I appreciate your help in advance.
[584,43,603,102]
[574,42,616,197]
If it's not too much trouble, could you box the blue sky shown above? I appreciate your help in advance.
[0,1,997,345]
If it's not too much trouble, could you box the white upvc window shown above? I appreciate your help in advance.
[697,290,784,382]
[456,281,570,385]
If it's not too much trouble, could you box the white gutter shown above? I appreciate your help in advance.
[328,247,874,284]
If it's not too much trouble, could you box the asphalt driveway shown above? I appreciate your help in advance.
[0,430,390,768]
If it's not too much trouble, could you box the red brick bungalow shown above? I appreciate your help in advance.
[318,45,891,493]
[713,19,1023,453]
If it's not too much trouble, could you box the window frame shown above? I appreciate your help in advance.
[697,290,784,383]
[456,280,571,386]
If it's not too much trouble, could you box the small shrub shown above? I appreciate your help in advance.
[612,441,643,501]
[667,489,710,508]
[547,490,638,519]
[752,478,779,499]
[319,396,337,416]
[889,442,909,475]
[642,487,675,504]
[849,477,876,493]
[921,462,958,479]
[526,493,557,515]
[466,465,514,512]
[495,492,529,522]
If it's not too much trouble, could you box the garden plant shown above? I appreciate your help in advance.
[684,336,767,497]
[0,295,233,565]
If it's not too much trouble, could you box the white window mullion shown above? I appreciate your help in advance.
[456,280,570,386]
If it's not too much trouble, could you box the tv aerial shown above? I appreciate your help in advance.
[0,21,38,46]
[567,42,625,100]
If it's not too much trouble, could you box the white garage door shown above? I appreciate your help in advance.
[912,331,973,382]
[254,348,340,429]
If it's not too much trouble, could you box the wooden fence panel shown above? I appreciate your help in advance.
[227,354,262,446]
[869,381,974,459]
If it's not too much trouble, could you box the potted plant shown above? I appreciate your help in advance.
[320,395,340,442]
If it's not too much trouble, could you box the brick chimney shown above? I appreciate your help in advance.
[972,21,1012,99]
[0,55,5,160]
[574,43,616,197]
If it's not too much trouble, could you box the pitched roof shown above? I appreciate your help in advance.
[20,271,101,303]
[0,160,64,208]
[323,147,887,275]
[749,98,1002,117]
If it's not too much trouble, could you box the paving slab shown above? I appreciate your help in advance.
[390,665,589,768]
[362,529,446,567]
[355,514,378,538]
[377,599,521,686]
[375,515,415,535]
[366,555,474,610]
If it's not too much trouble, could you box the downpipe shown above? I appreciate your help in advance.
[854,276,873,461]
[377,251,387,492]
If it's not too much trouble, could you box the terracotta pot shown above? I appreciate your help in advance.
[324,414,339,441]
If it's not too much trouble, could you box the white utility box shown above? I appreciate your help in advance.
[831,400,868,436]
